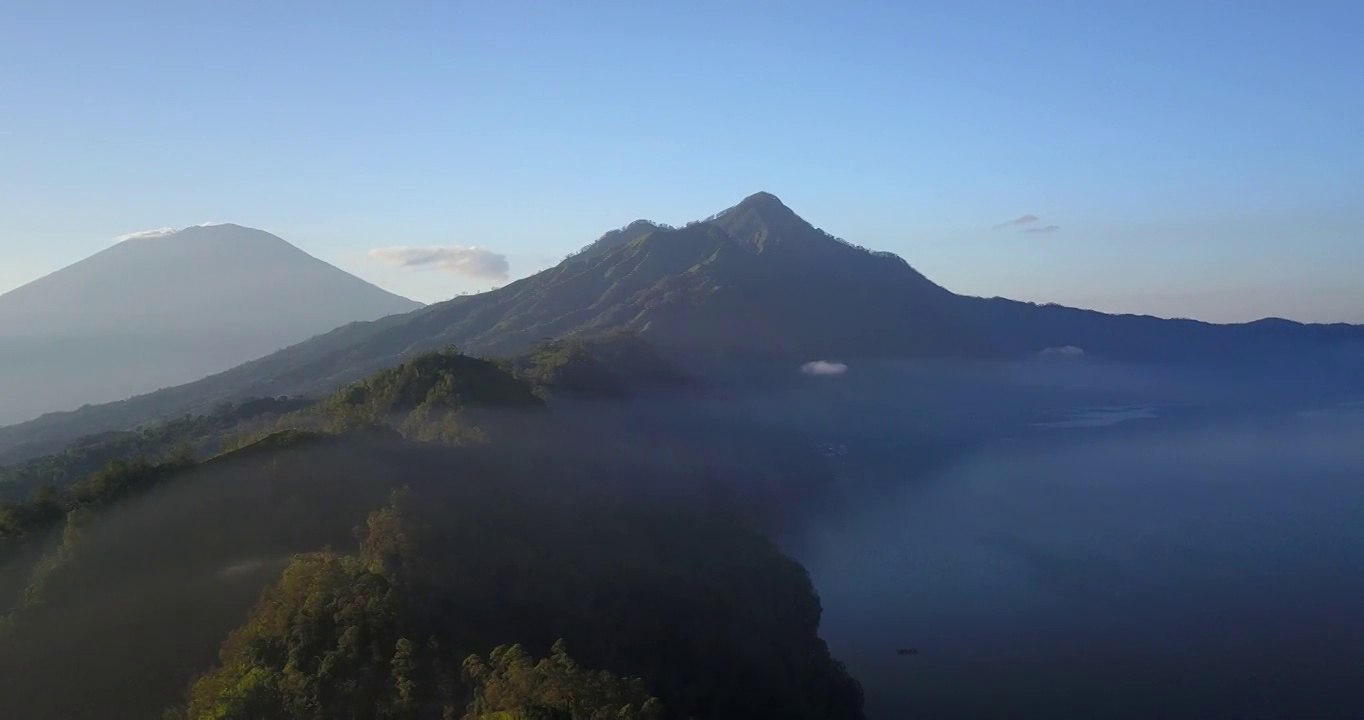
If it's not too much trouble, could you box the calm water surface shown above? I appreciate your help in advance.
[788,401,1364,719]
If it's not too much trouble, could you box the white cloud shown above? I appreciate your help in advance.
[801,360,848,377]
[116,227,179,242]
[368,245,510,281]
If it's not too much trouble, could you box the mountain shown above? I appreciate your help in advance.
[2,195,1362,464]
[0,224,421,425]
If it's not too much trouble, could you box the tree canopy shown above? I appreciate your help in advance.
[462,641,663,720]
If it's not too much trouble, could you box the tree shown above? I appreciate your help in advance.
[461,640,663,720]
[358,489,423,586]
[177,497,445,720]
[179,551,421,720]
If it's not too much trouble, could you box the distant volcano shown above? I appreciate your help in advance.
[0,223,421,424]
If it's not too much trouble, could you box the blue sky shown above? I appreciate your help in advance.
[2,0,1361,321]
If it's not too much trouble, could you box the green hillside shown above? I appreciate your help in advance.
[0,349,859,719]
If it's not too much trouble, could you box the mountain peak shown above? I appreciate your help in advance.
[714,191,795,220]
[170,223,283,244]
[706,191,821,253]
[116,222,275,245]
[573,219,662,261]
[176,221,249,233]
[737,191,786,208]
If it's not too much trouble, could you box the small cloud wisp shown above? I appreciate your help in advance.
[801,360,848,377]
[369,246,510,281]
[992,214,1039,230]
[115,223,228,242]
[116,227,180,242]
[1024,225,1060,234]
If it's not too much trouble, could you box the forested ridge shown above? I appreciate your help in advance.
[0,333,679,500]
[0,342,863,719]
[0,396,309,500]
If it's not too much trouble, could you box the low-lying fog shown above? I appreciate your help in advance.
[695,356,1364,719]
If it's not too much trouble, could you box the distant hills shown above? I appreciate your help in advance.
[0,224,421,425]
[1,194,1361,464]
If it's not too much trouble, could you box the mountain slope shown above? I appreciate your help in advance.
[2,195,1362,465]
[0,224,421,424]
[0,355,861,720]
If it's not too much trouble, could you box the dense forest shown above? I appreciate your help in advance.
[0,342,862,719]
[162,490,853,719]
[167,494,666,719]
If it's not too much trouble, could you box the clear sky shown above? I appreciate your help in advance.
[2,0,1361,321]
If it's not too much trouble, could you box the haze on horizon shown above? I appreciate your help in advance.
[2,1,1361,323]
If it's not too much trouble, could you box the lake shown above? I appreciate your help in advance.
[784,388,1364,719]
